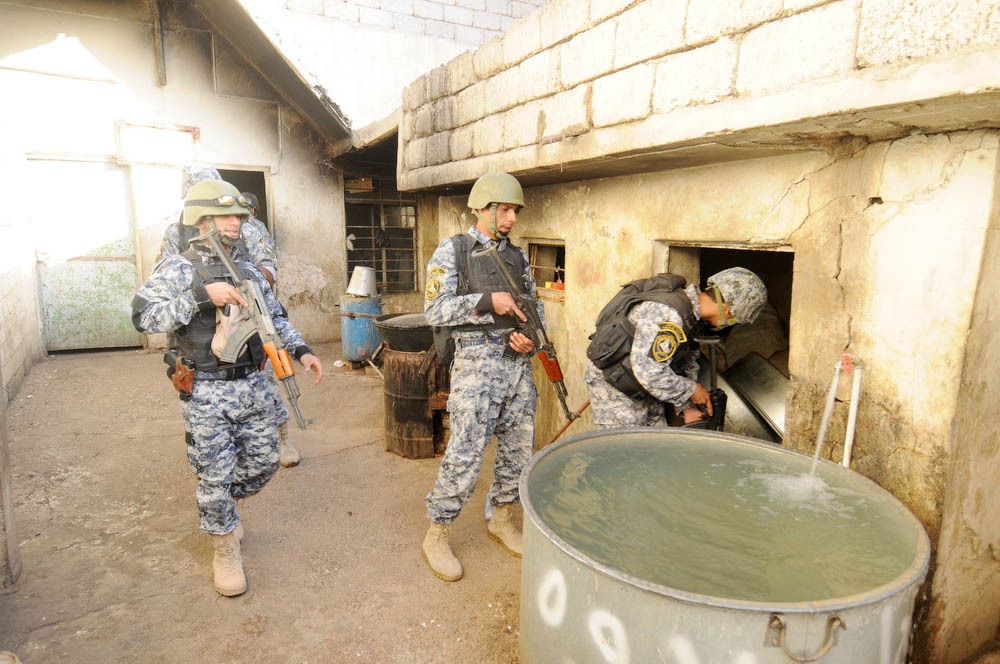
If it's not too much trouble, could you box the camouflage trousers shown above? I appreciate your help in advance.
[425,343,537,524]
[180,370,285,535]
[584,361,668,429]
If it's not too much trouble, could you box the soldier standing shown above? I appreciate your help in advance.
[132,179,322,596]
[584,268,767,428]
[421,172,541,582]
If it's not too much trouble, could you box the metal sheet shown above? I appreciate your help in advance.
[723,352,788,438]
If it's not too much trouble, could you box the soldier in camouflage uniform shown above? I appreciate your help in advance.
[132,179,322,596]
[584,267,767,428]
[421,172,542,582]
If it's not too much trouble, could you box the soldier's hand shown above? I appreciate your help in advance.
[300,353,323,384]
[206,282,247,308]
[689,382,713,416]
[491,292,527,321]
[509,331,534,354]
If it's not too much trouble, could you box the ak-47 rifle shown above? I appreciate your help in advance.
[195,228,315,430]
[471,245,579,422]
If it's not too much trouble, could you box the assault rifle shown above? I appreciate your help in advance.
[471,245,579,422]
[194,228,315,430]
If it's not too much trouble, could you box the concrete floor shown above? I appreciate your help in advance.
[0,343,521,663]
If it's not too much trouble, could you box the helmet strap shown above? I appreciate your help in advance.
[707,284,740,331]
[489,204,508,239]
[211,218,240,247]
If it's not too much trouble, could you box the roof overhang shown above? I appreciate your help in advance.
[192,0,352,145]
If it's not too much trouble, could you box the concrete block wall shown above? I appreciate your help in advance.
[284,0,548,46]
[399,0,1000,189]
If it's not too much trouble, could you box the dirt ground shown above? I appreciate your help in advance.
[0,342,522,663]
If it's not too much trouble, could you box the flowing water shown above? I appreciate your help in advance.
[528,433,918,603]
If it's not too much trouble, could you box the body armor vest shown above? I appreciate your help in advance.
[587,274,699,400]
[452,233,527,333]
[174,250,262,371]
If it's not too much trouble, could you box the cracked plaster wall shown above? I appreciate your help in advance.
[423,129,999,662]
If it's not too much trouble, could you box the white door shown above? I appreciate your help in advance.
[31,158,142,350]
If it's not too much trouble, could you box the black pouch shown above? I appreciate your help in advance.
[431,326,455,367]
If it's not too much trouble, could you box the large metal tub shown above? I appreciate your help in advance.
[520,429,930,663]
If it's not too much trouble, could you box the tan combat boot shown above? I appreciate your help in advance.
[278,422,300,467]
[421,523,463,581]
[211,531,247,596]
[487,503,523,558]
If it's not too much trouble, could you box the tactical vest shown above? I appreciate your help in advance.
[586,274,699,399]
[173,250,263,371]
[431,234,528,363]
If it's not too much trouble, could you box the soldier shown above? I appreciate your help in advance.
[132,179,322,596]
[421,172,541,582]
[584,267,767,428]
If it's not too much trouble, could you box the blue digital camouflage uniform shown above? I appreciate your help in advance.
[584,286,702,428]
[133,250,310,535]
[423,227,543,525]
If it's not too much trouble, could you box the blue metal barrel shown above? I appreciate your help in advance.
[340,295,382,362]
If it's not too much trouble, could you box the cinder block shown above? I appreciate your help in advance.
[359,6,395,27]
[858,0,1000,67]
[592,63,654,126]
[473,113,506,155]
[455,81,487,126]
[432,97,455,131]
[413,104,436,137]
[403,136,427,169]
[653,37,737,114]
[426,131,452,165]
[686,0,782,44]
[501,12,542,66]
[446,50,477,95]
[425,19,457,39]
[613,0,686,69]
[426,64,450,102]
[504,99,545,147]
[590,0,636,24]
[323,1,361,22]
[517,48,558,104]
[737,2,857,96]
[539,83,590,138]
[287,0,324,14]
[451,124,476,160]
[473,36,505,78]
[539,0,591,49]
[393,12,427,33]
[414,0,445,21]
[559,19,617,88]
[444,4,475,24]
[473,9,503,30]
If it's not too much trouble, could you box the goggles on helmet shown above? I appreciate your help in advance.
[185,193,250,209]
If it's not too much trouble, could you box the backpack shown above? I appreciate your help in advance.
[586,274,694,397]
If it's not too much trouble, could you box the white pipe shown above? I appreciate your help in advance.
[810,359,842,476]
[841,363,864,467]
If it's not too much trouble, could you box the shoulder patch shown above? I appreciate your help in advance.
[428,265,446,278]
[425,277,442,301]
[650,321,687,363]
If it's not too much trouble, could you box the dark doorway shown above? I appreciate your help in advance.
[218,169,269,233]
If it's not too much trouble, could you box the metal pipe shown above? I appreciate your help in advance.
[809,359,842,476]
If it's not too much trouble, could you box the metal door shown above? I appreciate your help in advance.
[31,158,142,350]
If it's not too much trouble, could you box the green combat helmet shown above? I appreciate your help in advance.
[467,172,525,239]
[706,267,768,328]
[183,179,250,246]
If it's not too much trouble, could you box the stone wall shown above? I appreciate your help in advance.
[399,0,1000,189]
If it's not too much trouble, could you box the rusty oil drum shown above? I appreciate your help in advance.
[381,341,450,459]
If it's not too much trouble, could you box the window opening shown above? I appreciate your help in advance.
[527,240,566,301]
[345,178,417,293]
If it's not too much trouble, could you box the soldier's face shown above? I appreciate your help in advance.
[493,203,519,235]
[209,214,243,241]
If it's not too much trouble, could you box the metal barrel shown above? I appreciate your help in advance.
[339,295,382,362]
[381,347,449,459]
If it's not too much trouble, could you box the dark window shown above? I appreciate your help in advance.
[345,179,417,293]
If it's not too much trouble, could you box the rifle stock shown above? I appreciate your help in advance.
[471,245,579,422]
[197,229,315,430]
